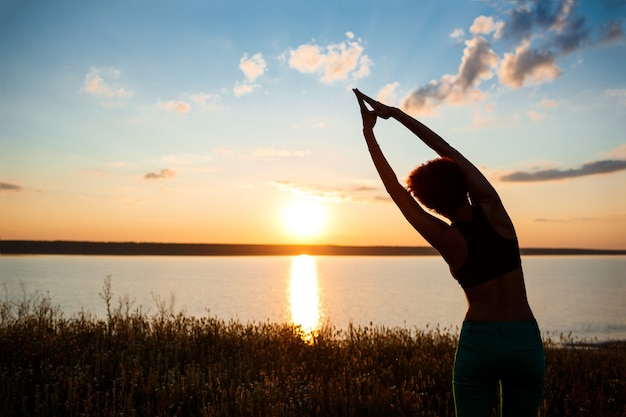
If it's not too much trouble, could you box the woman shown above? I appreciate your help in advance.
[353,89,545,417]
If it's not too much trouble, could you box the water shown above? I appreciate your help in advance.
[1,254,625,342]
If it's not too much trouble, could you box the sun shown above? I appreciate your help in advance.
[282,199,326,238]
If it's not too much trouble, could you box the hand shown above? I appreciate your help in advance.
[353,89,377,131]
[353,88,393,119]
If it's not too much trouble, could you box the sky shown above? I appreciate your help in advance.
[1,0,625,250]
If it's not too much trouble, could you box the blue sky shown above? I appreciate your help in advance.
[1,0,625,249]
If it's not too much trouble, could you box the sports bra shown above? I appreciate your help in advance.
[450,205,521,289]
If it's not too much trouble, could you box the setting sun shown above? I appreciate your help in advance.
[282,200,326,238]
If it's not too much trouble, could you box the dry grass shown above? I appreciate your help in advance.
[0,279,623,416]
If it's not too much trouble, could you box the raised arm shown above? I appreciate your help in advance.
[354,89,516,237]
[354,90,455,249]
[354,89,499,205]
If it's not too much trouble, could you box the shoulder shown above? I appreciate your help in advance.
[476,201,517,239]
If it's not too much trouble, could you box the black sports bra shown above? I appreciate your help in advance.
[450,205,521,289]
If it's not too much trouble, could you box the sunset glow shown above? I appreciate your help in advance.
[283,200,327,238]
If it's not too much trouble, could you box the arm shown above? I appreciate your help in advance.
[354,90,454,249]
[354,89,516,235]
[355,90,499,201]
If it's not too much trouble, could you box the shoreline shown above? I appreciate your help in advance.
[1,240,625,256]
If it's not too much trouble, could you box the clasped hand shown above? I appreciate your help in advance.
[353,88,393,131]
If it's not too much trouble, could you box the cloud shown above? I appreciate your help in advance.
[377,82,400,105]
[394,0,616,114]
[269,180,391,204]
[82,67,133,99]
[270,180,347,202]
[500,0,575,43]
[0,181,22,192]
[500,159,626,182]
[532,216,599,223]
[499,41,562,88]
[240,53,267,82]
[287,32,372,83]
[604,88,626,106]
[233,82,255,97]
[233,52,266,97]
[470,15,504,38]
[552,15,590,54]
[599,21,625,44]
[401,36,498,114]
[159,100,190,113]
[449,28,466,44]
[606,144,626,159]
[189,92,224,111]
[144,169,176,180]
[540,98,559,108]
[527,110,548,122]
[498,0,592,55]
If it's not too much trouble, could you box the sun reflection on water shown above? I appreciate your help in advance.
[289,255,321,338]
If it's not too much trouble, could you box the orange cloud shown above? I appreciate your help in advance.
[159,100,190,113]
[240,53,267,82]
[401,36,497,115]
[82,67,133,99]
[499,41,562,88]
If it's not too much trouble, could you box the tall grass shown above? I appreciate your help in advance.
[0,279,624,416]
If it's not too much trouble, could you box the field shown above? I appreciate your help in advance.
[1,280,624,417]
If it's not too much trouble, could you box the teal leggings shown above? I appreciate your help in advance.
[453,320,545,417]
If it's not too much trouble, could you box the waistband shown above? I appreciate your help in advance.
[461,319,540,335]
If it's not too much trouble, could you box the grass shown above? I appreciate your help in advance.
[0,278,624,417]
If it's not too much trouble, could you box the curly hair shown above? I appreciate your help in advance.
[406,157,468,216]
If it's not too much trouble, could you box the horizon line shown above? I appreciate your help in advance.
[1,240,625,256]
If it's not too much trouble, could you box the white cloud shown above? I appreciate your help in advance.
[449,28,465,43]
[82,67,133,99]
[288,33,372,83]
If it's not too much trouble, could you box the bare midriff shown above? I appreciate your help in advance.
[462,267,535,322]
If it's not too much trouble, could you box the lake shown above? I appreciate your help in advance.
[1,254,624,342]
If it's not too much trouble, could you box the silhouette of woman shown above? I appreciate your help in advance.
[353,89,545,417]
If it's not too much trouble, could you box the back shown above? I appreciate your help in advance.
[451,205,521,289]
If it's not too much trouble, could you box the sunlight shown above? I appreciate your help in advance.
[289,255,321,338]
[282,199,326,238]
